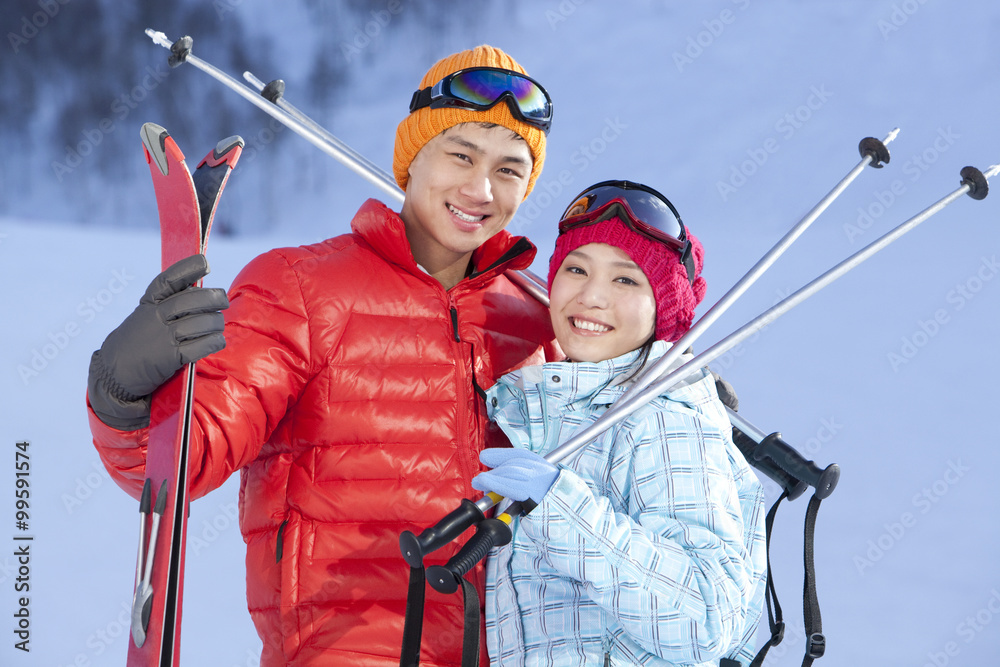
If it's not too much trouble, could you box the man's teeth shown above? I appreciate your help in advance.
[573,318,610,333]
[449,204,484,223]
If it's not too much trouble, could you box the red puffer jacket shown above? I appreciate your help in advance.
[89,199,558,666]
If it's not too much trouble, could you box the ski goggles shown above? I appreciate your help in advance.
[558,180,696,283]
[408,67,553,135]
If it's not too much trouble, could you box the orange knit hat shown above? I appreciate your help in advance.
[393,45,547,198]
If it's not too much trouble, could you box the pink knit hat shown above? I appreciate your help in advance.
[547,217,707,342]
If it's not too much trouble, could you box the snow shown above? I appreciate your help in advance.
[3,1,1000,665]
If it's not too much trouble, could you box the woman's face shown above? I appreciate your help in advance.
[548,242,656,363]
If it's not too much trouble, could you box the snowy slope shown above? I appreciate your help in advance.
[3,1,1000,666]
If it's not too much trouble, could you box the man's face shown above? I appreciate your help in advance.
[399,123,532,274]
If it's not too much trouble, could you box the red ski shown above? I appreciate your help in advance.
[127,123,243,666]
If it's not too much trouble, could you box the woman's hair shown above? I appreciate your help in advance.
[623,335,656,384]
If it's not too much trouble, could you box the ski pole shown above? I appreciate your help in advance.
[241,56,879,500]
[539,130,898,457]
[422,163,996,590]
[131,479,167,647]
[728,408,839,500]
[422,415,840,594]
[144,28,904,570]
[423,415,840,594]
[191,38,881,569]
[242,70,403,204]
[545,164,996,468]
[401,130,895,567]
[133,479,152,595]
[620,134,893,407]
[242,47,897,344]
[144,29,554,293]
[243,69,572,309]
[144,30,402,203]
[239,68,896,322]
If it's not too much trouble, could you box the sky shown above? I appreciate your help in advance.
[2,1,999,665]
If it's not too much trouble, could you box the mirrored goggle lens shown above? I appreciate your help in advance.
[447,69,551,121]
[559,184,685,243]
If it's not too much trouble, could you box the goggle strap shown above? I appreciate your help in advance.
[679,241,696,284]
[409,87,433,114]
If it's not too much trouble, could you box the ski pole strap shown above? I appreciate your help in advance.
[459,577,481,667]
[398,564,482,667]
[801,496,825,666]
[747,491,827,667]
[749,491,788,667]
[399,566,425,667]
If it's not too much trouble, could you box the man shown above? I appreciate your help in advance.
[87,46,558,666]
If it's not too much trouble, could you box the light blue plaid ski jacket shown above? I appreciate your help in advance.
[484,342,767,666]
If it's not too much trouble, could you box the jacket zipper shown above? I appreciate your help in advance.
[450,306,460,342]
[466,236,534,280]
[275,519,287,563]
[448,295,478,498]
[470,350,486,401]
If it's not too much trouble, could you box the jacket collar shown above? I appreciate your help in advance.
[492,341,706,416]
[350,199,538,288]
[488,343,715,458]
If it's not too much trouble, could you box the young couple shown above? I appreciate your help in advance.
[87,45,766,666]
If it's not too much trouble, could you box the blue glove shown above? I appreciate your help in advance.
[472,448,559,504]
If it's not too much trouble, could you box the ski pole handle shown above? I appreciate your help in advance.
[728,409,840,499]
[755,432,839,500]
[425,517,513,594]
[731,428,810,500]
[399,497,499,567]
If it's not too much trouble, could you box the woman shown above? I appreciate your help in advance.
[472,180,768,666]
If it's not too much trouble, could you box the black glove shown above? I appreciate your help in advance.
[683,346,740,412]
[88,254,229,430]
[710,369,739,412]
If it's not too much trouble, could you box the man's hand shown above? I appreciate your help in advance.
[87,254,229,430]
[710,369,739,412]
